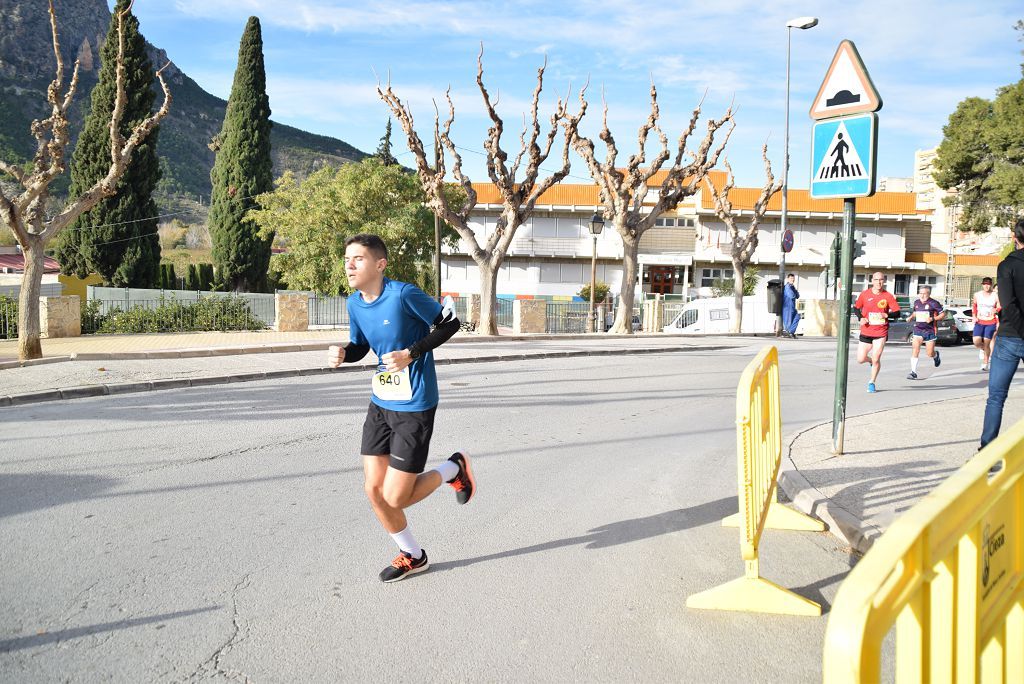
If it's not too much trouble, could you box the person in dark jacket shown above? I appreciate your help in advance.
[979,217,1024,449]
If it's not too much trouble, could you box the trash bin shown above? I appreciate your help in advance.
[766,279,782,314]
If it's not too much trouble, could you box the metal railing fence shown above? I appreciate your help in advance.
[545,300,592,334]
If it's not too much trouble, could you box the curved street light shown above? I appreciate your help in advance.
[778,16,819,334]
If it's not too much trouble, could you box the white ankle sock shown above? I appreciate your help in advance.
[433,459,460,483]
[911,357,919,373]
[980,349,985,361]
[390,526,422,558]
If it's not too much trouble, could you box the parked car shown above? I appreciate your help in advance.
[946,307,976,343]
[882,310,959,345]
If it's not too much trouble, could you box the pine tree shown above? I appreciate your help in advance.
[53,0,161,287]
[376,119,397,166]
[208,16,274,292]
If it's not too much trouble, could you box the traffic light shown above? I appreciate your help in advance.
[829,232,841,278]
[852,231,868,261]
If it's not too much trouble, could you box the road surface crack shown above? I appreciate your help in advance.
[187,573,252,682]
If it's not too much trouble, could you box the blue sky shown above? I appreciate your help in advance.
[118,1,1023,190]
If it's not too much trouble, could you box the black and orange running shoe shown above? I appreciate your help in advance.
[447,452,475,505]
[379,550,429,583]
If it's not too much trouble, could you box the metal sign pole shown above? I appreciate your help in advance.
[832,198,856,454]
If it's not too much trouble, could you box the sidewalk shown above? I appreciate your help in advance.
[779,389,1024,554]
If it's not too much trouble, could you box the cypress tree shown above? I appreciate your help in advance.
[54,0,161,287]
[185,264,199,291]
[376,119,397,166]
[208,17,274,293]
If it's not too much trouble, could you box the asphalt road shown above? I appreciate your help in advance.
[0,338,995,682]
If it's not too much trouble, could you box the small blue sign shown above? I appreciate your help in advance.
[810,113,877,199]
[781,229,794,253]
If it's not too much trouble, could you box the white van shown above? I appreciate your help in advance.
[664,295,802,335]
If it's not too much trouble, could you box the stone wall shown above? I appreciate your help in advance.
[800,299,837,337]
[275,293,308,332]
[513,299,546,334]
[40,296,81,338]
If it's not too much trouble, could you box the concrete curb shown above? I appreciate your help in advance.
[777,421,884,556]
[0,330,798,365]
[0,356,74,370]
[0,345,723,408]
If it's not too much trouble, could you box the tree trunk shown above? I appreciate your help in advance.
[609,233,639,334]
[477,259,500,335]
[18,240,44,361]
[731,257,744,334]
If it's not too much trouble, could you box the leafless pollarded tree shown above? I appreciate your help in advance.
[703,147,782,333]
[0,1,171,361]
[560,84,734,333]
[378,47,584,335]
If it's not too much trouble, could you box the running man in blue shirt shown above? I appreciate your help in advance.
[327,234,474,583]
[907,285,945,380]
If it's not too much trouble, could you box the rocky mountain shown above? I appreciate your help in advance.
[0,0,368,201]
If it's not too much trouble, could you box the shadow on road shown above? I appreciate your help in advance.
[430,496,737,573]
[0,606,218,652]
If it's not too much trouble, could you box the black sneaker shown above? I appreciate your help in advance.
[447,452,476,505]
[907,371,918,380]
[934,350,941,368]
[379,550,429,583]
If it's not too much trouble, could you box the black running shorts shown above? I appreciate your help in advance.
[361,402,436,474]
[859,334,885,344]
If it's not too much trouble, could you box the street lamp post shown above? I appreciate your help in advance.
[587,212,605,333]
[778,16,819,335]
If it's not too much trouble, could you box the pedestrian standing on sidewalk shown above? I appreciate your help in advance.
[853,272,900,393]
[782,273,800,338]
[327,233,476,582]
[972,277,1001,371]
[979,218,1024,450]
[906,285,944,380]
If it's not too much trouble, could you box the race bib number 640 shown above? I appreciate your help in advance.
[372,366,412,401]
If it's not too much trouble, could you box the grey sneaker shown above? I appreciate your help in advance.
[379,550,429,583]
[447,452,476,504]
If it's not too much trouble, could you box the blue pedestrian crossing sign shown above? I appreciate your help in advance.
[809,112,877,199]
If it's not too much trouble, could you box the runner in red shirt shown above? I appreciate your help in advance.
[853,272,900,393]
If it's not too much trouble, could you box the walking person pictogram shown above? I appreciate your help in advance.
[830,133,850,178]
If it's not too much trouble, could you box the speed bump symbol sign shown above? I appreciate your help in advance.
[810,40,882,120]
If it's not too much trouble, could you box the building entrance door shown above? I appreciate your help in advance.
[649,266,676,295]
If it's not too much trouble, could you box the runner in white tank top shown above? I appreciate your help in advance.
[972,278,1001,370]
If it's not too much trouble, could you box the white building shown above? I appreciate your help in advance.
[441,155,1003,305]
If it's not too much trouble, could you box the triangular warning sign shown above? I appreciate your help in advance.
[810,40,882,120]
[813,121,868,181]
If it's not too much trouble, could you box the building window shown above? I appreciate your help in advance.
[654,217,695,228]
[917,276,938,290]
[539,262,560,282]
[701,268,733,288]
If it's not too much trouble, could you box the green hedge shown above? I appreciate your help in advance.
[82,296,266,334]
[0,295,17,340]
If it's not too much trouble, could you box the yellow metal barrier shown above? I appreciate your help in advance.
[823,416,1024,683]
[687,345,824,616]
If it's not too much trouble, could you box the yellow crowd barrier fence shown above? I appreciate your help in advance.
[687,345,824,616]
[823,416,1024,683]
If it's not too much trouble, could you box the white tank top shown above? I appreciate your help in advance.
[975,291,998,322]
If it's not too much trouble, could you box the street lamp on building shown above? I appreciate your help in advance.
[778,15,818,334]
[587,212,605,333]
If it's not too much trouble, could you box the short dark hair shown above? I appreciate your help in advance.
[982,276,993,284]
[344,233,388,261]
[1015,217,1024,245]
[786,273,795,278]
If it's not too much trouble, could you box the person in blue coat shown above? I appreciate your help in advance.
[782,273,800,337]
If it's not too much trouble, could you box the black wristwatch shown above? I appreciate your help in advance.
[408,346,421,360]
